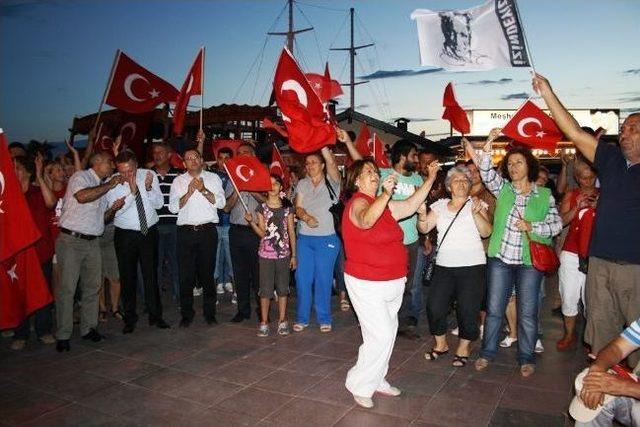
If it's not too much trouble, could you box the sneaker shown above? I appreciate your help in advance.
[277,321,290,336]
[38,334,56,345]
[535,339,545,353]
[224,282,233,293]
[451,327,459,336]
[193,287,203,297]
[231,293,237,305]
[353,395,374,409]
[500,336,517,348]
[376,386,402,397]
[216,283,224,294]
[1,330,14,338]
[10,339,26,351]
[257,323,269,337]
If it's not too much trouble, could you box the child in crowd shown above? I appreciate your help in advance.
[245,175,297,337]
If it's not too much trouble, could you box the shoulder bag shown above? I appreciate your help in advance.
[424,199,469,282]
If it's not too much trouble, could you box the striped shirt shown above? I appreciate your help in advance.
[153,166,181,225]
[622,319,640,347]
[479,152,562,265]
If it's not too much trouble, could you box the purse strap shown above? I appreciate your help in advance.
[325,177,338,204]
[515,209,533,242]
[433,198,469,257]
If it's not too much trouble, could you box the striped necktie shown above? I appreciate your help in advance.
[134,190,148,235]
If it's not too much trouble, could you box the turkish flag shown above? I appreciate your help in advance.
[372,133,391,168]
[94,122,115,155]
[273,48,336,153]
[577,207,596,259]
[118,111,153,160]
[173,48,204,136]
[305,63,343,103]
[224,156,272,192]
[211,139,244,159]
[0,131,52,329]
[442,82,470,135]
[270,144,291,190]
[0,131,41,262]
[502,100,563,151]
[262,117,288,138]
[105,51,179,114]
[354,122,373,157]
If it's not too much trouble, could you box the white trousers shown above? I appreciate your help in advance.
[559,251,587,317]
[344,273,405,398]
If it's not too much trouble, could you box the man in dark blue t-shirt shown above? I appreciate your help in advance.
[536,74,640,368]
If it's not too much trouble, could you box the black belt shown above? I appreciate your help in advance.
[230,223,250,228]
[179,222,216,231]
[60,228,98,241]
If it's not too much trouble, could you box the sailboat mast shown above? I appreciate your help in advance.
[268,0,312,56]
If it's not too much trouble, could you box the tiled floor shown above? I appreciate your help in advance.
[0,278,584,426]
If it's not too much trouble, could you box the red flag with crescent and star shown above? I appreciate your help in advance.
[173,48,204,136]
[502,100,563,151]
[372,133,391,168]
[273,48,336,153]
[270,144,291,190]
[105,51,179,114]
[223,156,272,192]
[0,130,53,329]
[305,62,343,103]
[354,122,373,158]
[93,111,152,160]
[442,82,470,135]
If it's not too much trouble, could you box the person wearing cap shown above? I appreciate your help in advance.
[570,318,640,425]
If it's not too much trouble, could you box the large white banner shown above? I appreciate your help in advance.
[411,0,530,71]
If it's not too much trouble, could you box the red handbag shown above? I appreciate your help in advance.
[517,211,560,273]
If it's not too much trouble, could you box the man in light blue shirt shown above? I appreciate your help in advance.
[106,149,169,334]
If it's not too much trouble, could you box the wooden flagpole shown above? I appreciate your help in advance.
[199,46,205,133]
[92,49,121,136]
[222,162,249,213]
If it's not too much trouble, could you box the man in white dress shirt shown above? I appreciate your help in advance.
[169,148,225,327]
[106,150,170,334]
[55,152,123,352]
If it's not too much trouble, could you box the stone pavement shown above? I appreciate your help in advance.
[0,279,585,426]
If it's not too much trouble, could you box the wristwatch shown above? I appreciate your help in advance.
[201,189,210,196]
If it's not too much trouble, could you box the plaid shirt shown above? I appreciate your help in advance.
[479,153,562,265]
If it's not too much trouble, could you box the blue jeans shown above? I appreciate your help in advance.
[295,234,341,326]
[214,225,233,284]
[480,257,543,365]
[411,249,427,320]
[157,223,179,299]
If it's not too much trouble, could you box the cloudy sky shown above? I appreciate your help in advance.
[1,0,639,142]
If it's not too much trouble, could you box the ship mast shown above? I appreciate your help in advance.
[267,0,312,54]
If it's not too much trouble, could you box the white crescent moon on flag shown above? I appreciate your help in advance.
[270,161,282,172]
[186,75,194,93]
[236,164,254,182]
[280,79,308,123]
[120,122,137,140]
[124,73,150,102]
[517,118,542,138]
[0,171,5,196]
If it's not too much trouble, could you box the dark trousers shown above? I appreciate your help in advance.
[114,226,162,326]
[398,241,419,329]
[15,261,53,340]
[229,225,260,318]
[426,264,486,341]
[177,224,218,320]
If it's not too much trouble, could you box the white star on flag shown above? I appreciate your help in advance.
[535,130,546,138]
[6,264,18,282]
[149,88,160,98]
[313,83,321,89]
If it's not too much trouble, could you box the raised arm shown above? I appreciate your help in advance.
[320,146,340,184]
[64,135,82,172]
[336,127,363,162]
[81,125,99,170]
[34,154,57,209]
[533,74,597,163]
[389,162,438,221]
[464,131,504,197]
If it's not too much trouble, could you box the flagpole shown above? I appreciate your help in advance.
[512,0,536,74]
[222,162,250,213]
[199,46,205,133]
[92,49,121,136]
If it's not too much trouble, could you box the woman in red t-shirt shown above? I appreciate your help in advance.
[342,158,438,409]
[557,161,598,351]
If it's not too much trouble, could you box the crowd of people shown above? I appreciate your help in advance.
[5,74,640,424]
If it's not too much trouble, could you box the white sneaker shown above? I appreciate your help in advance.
[451,327,459,336]
[193,287,203,297]
[231,293,237,304]
[500,336,517,348]
[376,386,402,397]
[353,395,374,409]
[535,339,545,353]
[216,283,224,294]
[223,282,233,293]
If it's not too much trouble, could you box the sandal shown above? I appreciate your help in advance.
[112,310,123,321]
[293,323,308,332]
[99,311,107,322]
[424,348,449,361]
[340,299,350,312]
[319,324,332,333]
[452,355,469,367]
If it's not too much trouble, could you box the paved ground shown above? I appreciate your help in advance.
[0,277,585,426]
